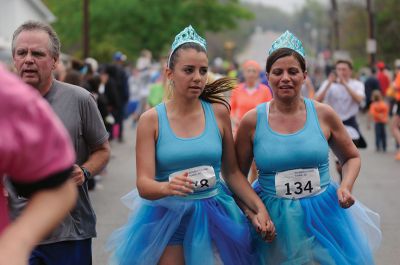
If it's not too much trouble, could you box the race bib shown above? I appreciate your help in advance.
[275,168,321,199]
[169,165,216,192]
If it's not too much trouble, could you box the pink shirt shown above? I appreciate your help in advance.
[0,65,75,234]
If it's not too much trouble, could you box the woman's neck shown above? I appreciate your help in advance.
[272,98,303,114]
[168,96,201,115]
[245,81,257,89]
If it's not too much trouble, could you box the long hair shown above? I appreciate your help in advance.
[168,42,236,110]
[200,77,236,110]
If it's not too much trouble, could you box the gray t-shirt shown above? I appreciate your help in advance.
[8,80,108,244]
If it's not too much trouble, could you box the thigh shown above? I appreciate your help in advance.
[159,245,185,265]
[30,239,92,265]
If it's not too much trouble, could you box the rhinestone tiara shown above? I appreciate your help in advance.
[269,30,305,58]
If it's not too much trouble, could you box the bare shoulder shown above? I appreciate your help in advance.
[212,102,230,115]
[137,107,158,131]
[239,109,257,129]
[211,102,231,122]
[312,100,341,127]
[313,100,335,118]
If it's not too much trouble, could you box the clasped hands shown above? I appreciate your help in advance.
[245,208,276,243]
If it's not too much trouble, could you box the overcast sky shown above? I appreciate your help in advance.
[242,0,329,14]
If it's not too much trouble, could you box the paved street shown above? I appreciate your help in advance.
[91,113,400,265]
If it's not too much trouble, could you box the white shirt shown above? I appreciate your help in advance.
[317,79,365,121]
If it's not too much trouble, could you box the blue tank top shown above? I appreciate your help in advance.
[253,98,330,195]
[155,100,222,199]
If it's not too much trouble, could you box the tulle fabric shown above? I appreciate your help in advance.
[252,181,381,265]
[107,184,253,265]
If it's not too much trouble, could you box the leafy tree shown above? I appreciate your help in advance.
[43,0,253,62]
[206,3,291,59]
[291,0,331,57]
[321,0,400,68]
[375,0,400,65]
[339,1,368,68]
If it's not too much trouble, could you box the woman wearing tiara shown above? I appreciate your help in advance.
[235,31,381,264]
[107,25,275,265]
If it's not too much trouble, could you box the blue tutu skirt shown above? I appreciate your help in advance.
[107,184,253,265]
[251,181,381,265]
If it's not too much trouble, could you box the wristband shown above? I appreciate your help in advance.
[80,166,91,181]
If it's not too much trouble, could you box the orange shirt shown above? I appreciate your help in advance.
[369,101,389,123]
[230,83,272,120]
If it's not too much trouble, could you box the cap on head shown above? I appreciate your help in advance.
[395,59,400,69]
[85,57,98,72]
[376,61,385,70]
[269,30,305,58]
[113,51,126,62]
[242,60,261,71]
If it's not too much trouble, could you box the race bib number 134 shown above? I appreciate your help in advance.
[275,168,321,199]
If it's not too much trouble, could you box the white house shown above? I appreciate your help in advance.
[0,0,55,62]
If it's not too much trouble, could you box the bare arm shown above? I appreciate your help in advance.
[315,75,335,102]
[0,179,77,265]
[71,141,111,185]
[135,109,193,200]
[214,104,275,241]
[316,102,360,208]
[235,110,257,177]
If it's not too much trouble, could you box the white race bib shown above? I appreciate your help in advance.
[275,168,321,199]
[169,166,216,192]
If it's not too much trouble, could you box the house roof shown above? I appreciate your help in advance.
[28,0,56,23]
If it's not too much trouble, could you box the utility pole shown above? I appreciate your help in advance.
[366,0,376,69]
[330,0,340,51]
[83,0,90,58]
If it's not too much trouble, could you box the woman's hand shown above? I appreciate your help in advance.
[162,172,194,196]
[337,186,355,209]
[246,209,276,242]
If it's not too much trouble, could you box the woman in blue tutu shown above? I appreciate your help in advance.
[108,25,275,265]
[235,31,381,264]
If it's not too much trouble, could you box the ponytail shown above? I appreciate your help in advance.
[200,77,237,110]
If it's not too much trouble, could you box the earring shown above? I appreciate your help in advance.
[168,80,175,88]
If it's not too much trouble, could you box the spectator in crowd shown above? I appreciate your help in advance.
[10,21,110,265]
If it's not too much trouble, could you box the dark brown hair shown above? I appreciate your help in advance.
[266,48,306,74]
[168,42,235,110]
[335,59,353,70]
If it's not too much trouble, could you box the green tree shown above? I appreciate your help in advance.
[319,0,400,68]
[206,3,291,59]
[375,0,400,64]
[291,0,331,57]
[339,1,368,68]
[43,0,253,62]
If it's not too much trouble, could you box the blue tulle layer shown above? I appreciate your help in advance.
[107,185,253,265]
[252,181,381,265]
